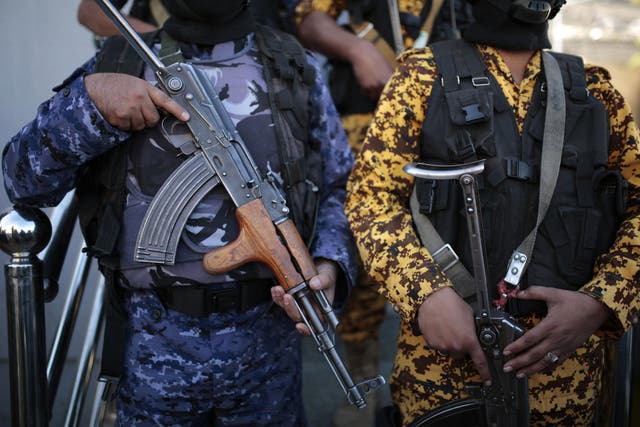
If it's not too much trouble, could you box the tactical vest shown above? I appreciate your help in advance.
[330,0,473,116]
[77,26,322,268]
[416,40,627,315]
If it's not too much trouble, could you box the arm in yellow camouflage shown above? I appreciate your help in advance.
[345,49,455,322]
[579,65,640,334]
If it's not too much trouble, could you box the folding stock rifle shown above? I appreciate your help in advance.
[404,160,529,427]
[96,0,385,408]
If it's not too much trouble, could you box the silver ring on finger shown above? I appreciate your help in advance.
[545,351,560,364]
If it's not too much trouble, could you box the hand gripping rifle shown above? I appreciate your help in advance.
[404,161,529,427]
[96,0,385,408]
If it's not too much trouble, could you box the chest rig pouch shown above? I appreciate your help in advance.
[417,40,627,315]
[254,24,323,246]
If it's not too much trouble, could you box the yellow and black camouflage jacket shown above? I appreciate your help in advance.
[346,44,640,336]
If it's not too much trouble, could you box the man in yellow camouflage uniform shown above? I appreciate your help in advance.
[295,2,473,424]
[346,0,640,425]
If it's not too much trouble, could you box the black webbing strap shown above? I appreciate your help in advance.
[158,31,183,66]
[431,40,488,92]
[156,280,275,317]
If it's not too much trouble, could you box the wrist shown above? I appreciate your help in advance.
[345,37,370,64]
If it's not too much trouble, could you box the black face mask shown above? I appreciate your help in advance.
[161,0,256,45]
[462,0,552,50]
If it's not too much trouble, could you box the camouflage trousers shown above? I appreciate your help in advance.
[116,290,305,427]
[392,313,608,427]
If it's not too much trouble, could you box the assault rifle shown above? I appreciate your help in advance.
[96,0,384,408]
[404,161,529,427]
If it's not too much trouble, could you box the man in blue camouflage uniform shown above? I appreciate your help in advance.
[3,1,355,425]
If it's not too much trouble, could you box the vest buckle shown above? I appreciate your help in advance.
[462,103,486,123]
[471,77,490,87]
[504,159,534,181]
[432,243,460,272]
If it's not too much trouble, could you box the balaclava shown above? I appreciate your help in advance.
[161,0,255,45]
[463,0,565,50]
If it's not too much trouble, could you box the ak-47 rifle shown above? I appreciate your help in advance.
[404,161,529,427]
[96,0,384,408]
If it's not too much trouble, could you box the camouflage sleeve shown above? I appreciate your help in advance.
[2,58,131,207]
[345,49,455,322]
[295,0,347,24]
[306,52,357,301]
[579,65,640,332]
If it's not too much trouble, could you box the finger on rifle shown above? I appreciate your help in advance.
[503,318,547,357]
[309,275,328,291]
[469,341,492,384]
[296,322,312,337]
[140,97,161,128]
[270,286,286,308]
[283,293,303,323]
[129,109,148,132]
[148,86,190,122]
[513,285,558,302]
[504,340,560,378]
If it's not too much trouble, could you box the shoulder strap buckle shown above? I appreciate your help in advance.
[472,76,490,87]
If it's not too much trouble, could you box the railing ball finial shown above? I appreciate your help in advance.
[0,206,52,257]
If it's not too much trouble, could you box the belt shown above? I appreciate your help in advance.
[156,279,275,317]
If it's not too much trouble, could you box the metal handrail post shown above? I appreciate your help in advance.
[0,206,52,427]
[46,250,92,411]
[63,277,106,427]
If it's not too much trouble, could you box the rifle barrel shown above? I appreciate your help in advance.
[95,0,167,74]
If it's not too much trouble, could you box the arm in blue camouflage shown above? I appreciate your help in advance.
[306,52,357,306]
[2,58,131,207]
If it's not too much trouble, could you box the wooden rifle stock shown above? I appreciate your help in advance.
[202,199,317,291]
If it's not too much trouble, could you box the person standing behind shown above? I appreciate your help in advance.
[295,1,473,425]
[77,0,168,37]
[78,0,301,39]
[345,0,640,425]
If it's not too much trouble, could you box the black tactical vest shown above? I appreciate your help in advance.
[416,40,627,315]
[77,27,322,267]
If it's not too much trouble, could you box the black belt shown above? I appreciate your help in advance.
[156,279,275,317]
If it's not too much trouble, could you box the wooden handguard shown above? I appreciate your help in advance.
[202,199,317,291]
[276,219,318,281]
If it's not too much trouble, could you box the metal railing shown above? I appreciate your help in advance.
[0,193,112,427]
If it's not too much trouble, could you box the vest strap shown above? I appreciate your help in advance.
[503,51,566,287]
[432,40,489,92]
[412,45,568,302]
[158,31,183,66]
[410,187,476,300]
